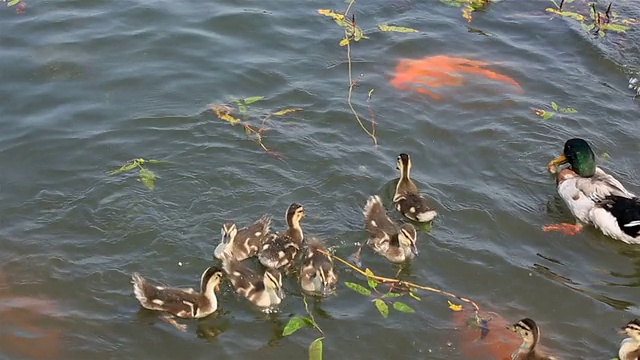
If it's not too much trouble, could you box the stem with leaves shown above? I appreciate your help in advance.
[282,294,324,360]
[109,158,168,191]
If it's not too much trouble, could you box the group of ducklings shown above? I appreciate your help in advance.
[130,138,640,358]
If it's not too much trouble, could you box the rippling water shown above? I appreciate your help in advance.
[1,0,640,358]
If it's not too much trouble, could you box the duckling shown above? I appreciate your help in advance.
[363,195,418,263]
[393,153,438,223]
[131,266,224,331]
[544,138,640,244]
[618,319,640,360]
[299,238,338,297]
[213,214,272,261]
[221,249,285,310]
[508,318,557,360]
[258,203,306,270]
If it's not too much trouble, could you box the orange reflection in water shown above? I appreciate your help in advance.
[0,271,64,360]
[451,307,521,360]
[390,55,522,100]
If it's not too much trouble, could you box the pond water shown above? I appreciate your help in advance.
[1,0,640,359]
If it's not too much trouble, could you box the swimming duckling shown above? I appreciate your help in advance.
[132,266,224,331]
[299,238,338,297]
[618,319,640,360]
[258,203,306,270]
[508,318,557,360]
[393,153,437,223]
[363,195,418,263]
[213,214,272,261]
[221,250,285,310]
[544,138,640,244]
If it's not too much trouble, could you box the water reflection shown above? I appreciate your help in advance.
[0,270,64,360]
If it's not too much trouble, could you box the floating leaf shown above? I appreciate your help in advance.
[551,101,559,111]
[7,0,19,6]
[345,282,371,296]
[365,268,377,289]
[273,108,303,116]
[559,107,577,113]
[409,291,422,301]
[382,292,402,298]
[373,299,389,318]
[237,102,248,114]
[378,24,419,33]
[317,9,345,22]
[545,8,585,21]
[448,300,463,312]
[393,301,415,313]
[282,316,313,336]
[139,168,156,191]
[542,111,555,120]
[339,38,350,47]
[109,160,141,176]
[309,337,323,360]
[211,104,241,125]
[243,96,264,105]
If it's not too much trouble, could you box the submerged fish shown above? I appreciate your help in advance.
[390,55,522,100]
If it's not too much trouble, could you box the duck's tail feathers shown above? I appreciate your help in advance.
[258,214,273,233]
[363,195,384,219]
[132,273,152,306]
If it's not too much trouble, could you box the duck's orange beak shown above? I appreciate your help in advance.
[547,154,567,174]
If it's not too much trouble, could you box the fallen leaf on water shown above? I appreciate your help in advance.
[545,8,585,21]
[272,107,303,116]
[242,96,264,105]
[378,24,419,33]
[210,104,241,125]
[139,167,156,191]
[317,8,345,22]
[339,38,350,46]
[448,300,463,311]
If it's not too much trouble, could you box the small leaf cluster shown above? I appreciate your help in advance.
[344,269,418,319]
[109,158,166,191]
[546,0,638,37]
[532,101,577,120]
[282,311,324,359]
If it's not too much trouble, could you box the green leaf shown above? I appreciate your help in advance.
[365,268,377,289]
[309,337,324,360]
[7,0,19,6]
[393,301,415,313]
[378,24,419,33]
[242,96,264,105]
[344,282,372,296]
[237,103,248,114]
[373,299,389,318]
[382,292,402,298]
[551,101,558,111]
[273,108,303,116]
[139,168,156,191]
[146,159,172,164]
[409,291,422,301]
[109,161,140,176]
[559,107,577,113]
[542,111,555,120]
[282,316,313,336]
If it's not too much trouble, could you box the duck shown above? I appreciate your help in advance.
[258,203,306,270]
[213,214,272,261]
[508,318,557,360]
[393,153,438,223]
[299,238,338,297]
[618,319,640,360]
[220,249,285,310]
[131,266,224,330]
[363,195,418,263]
[544,138,640,244]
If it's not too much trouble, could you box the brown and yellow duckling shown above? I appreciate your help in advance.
[618,319,640,360]
[131,266,224,331]
[393,153,437,223]
[508,318,557,360]
[363,195,418,263]
[299,238,338,297]
[213,214,272,261]
[258,203,306,270]
[221,249,285,311]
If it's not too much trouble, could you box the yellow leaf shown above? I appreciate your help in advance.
[210,104,241,125]
[273,108,303,116]
[317,9,344,22]
[378,24,419,33]
[339,38,350,46]
[448,300,463,312]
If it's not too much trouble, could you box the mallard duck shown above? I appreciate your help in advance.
[393,153,438,222]
[618,319,640,360]
[213,214,272,261]
[221,250,285,310]
[544,138,640,244]
[299,238,338,297]
[363,195,418,263]
[132,266,224,330]
[258,203,305,270]
[508,318,557,360]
